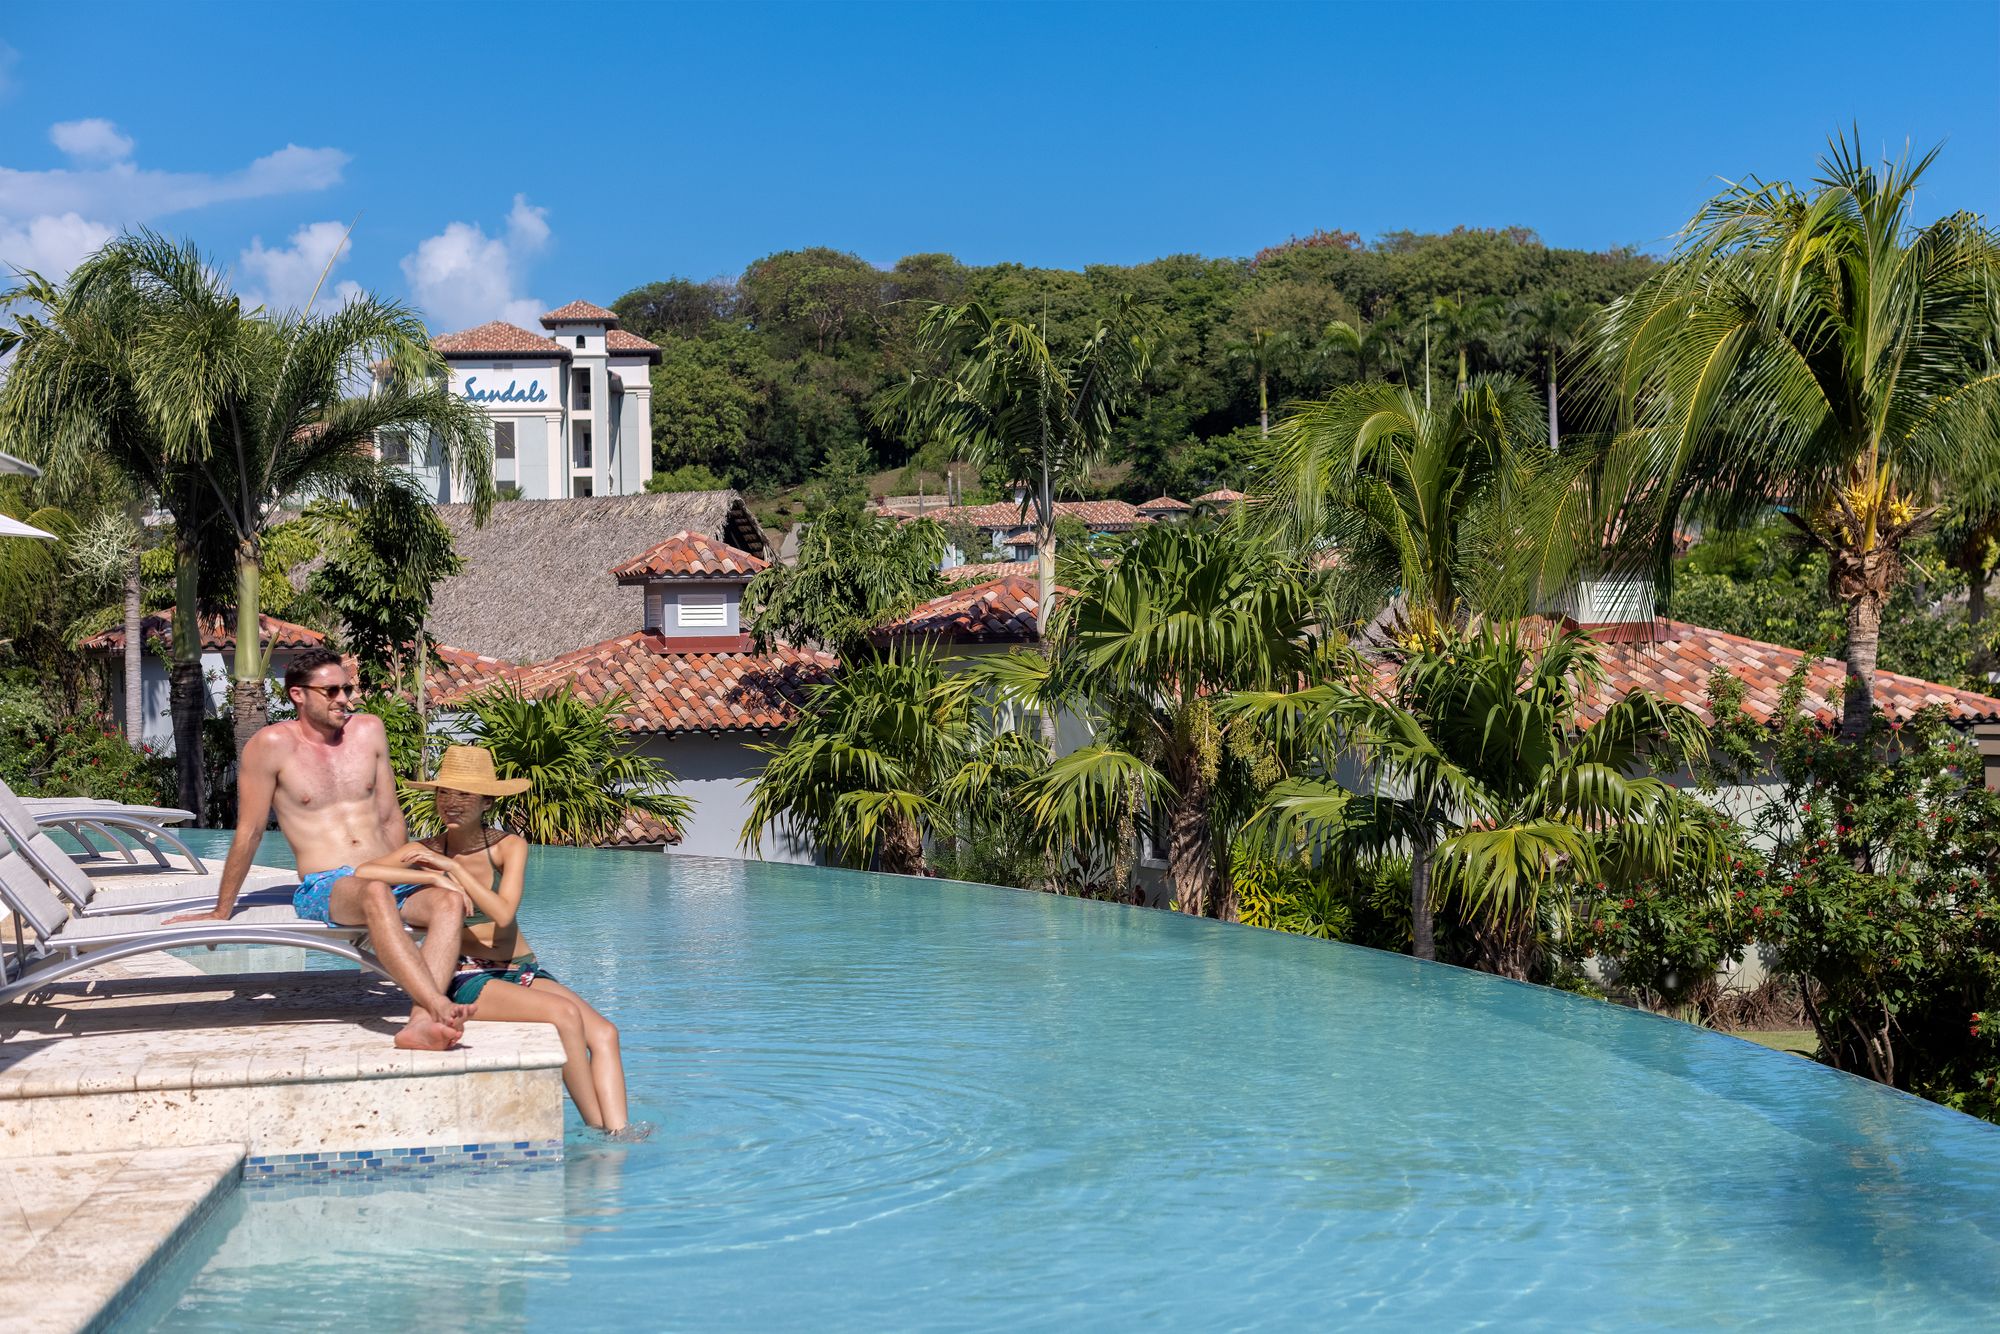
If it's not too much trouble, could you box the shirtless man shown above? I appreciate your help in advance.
[164,647,475,1050]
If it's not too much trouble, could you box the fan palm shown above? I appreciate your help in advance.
[1585,133,2000,737]
[883,297,1154,633]
[1249,377,1587,644]
[742,646,1042,875]
[1232,625,1727,970]
[983,519,1325,917]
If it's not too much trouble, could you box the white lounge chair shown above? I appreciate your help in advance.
[0,781,211,878]
[21,797,196,825]
[0,847,384,1003]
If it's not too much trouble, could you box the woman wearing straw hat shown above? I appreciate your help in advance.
[354,744,636,1135]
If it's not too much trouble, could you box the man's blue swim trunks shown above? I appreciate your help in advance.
[293,867,425,925]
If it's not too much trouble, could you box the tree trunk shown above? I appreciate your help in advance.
[169,544,205,821]
[1258,370,1269,439]
[1167,775,1212,917]
[1035,467,1058,755]
[121,551,143,747]
[1409,824,1437,960]
[880,807,929,877]
[230,543,268,760]
[1969,559,1995,680]
[1472,909,1536,980]
[1839,578,1886,742]
[1456,346,1469,400]
[1546,356,1560,452]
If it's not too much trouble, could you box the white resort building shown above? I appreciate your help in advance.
[385,300,661,503]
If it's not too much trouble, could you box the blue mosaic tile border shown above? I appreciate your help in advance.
[86,1159,237,1334]
[243,1138,564,1179]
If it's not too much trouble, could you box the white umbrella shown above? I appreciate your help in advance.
[0,513,55,540]
[0,451,40,478]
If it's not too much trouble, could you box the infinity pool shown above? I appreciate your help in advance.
[122,841,2000,1330]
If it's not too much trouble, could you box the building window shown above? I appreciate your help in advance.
[573,475,593,498]
[380,430,409,465]
[576,334,585,348]
[493,421,516,485]
[677,593,728,628]
[572,422,592,469]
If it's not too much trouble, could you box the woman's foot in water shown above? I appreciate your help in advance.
[597,1121,655,1142]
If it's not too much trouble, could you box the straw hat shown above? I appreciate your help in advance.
[409,745,531,797]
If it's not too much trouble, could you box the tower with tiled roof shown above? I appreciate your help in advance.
[386,297,662,503]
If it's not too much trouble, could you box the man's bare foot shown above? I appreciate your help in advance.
[395,1015,461,1051]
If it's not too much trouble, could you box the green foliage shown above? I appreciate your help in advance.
[645,462,730,493]
[456,683,693,848]
[1236,624,1731,973]
[607,227,1651,502]
[305,483,464,685]
[0,674,173,805]
[1671,520,2000,691]
[743,445,946,653]
[1715,672,2000,1115]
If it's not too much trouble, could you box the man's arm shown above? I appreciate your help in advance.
[365,714,410,847]
[164,732,280,923]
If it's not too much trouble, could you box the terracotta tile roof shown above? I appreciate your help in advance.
[1137,495,1192,513]
[887,498,1146,532]
[870,575,1047,646]
[943,560,1036,582]
[540,299,620,326]
[80,609,325,655]
[611,531,769,583]
[1577,619,2000,727]
[599,808,681,848]
[432,320,569,358]
[426,644,519,700]
[605,328,662,357]
[1194,488,1248,504]
[429,632,836,735]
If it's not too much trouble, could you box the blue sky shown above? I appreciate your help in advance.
[3,1,1995,332]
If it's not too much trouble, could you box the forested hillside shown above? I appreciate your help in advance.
[614,227,1655,501]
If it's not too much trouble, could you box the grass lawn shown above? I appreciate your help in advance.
[1731,1028,1819,1058]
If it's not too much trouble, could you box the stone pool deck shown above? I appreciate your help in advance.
[0,926,568,1331]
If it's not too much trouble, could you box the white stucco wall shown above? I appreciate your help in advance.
[640,732,816,864]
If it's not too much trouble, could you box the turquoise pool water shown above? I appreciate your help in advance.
[123,840,2000,1330]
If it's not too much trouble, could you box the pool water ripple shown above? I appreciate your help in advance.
[122,844,2000,1331]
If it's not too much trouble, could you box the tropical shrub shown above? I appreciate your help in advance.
[453,683,692,847]
[1724,677,2000,1109]
[38,713,174,806]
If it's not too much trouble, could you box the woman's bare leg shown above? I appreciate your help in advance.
[536,979,628,1131]
[469,980,607,1128]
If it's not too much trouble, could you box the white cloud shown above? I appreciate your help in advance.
[238,220,363,314]
[0,212,115,280]
[399,194,551,331]
[49,118,133,164]
[0,119,349,282]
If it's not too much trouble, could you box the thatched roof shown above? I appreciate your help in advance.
[429,491,770,661]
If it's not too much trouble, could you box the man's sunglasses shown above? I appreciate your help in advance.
[300,683,360,700]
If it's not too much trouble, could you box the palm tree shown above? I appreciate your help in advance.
[1250,377,1586,644]
[742,646,1042,874]
[1508,288,1588,450]
[81,232,496,756]
[1224,326,1295,438]
[1586,133,2000,737]
[884,297,1154,634]
[985,519,1325,918]
[63,506,147,743]
[0,256,217,811]
[1426,293,1504,401]
[1233,626,1727,969]
[1321,315,1392,384]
